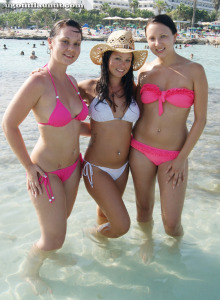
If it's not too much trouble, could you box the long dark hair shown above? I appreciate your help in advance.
[145,14,177,35]
[96,51,134,109]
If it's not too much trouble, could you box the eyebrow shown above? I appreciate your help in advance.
[61,36,82,41]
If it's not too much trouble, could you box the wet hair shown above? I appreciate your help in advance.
[50,19,82,40]
[145,14,177,35]
[96,51,134,110]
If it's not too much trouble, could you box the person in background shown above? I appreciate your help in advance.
[129,14,208,238]
[79,30,148,239]
[30,50,37,59]
[2,19,89,293]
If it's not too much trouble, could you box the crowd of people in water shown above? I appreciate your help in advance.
[2,15,208,294]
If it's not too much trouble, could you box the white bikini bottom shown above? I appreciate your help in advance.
[83,160,128,188]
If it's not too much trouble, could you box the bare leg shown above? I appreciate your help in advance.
[20,244,52,295]
[138,220,154,264]
[157,160,188,237]
[96,165,128,225]
[22,166,80,293]
[129,147,157,223]
[83,164,130,238]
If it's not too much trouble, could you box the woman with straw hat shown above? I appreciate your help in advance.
[79,30,148,239]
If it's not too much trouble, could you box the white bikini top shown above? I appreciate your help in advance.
[89,96,140,123]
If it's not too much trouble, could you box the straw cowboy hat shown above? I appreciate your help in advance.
[90,30,148,71]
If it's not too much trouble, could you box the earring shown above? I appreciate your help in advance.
[47,47,50,54]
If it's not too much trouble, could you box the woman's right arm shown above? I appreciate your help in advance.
[2,75,46,196]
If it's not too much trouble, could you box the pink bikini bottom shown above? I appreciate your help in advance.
[39,154,82,203]
[131,138,179,166]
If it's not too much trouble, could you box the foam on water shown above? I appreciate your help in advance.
[0,39,220,300]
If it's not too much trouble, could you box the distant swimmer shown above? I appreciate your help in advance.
[20,51,24,55]
[3,44,7,49]
[32,43,36,48]
[40,41,45,46]
[30,51,37,59]
[190,53,194,59]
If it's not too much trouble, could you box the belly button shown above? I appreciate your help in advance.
[157,128,161,133]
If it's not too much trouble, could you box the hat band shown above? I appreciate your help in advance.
[111,44,134,50]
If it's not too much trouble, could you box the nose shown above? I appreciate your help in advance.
[67,43,76,51]
[155,38,160,46]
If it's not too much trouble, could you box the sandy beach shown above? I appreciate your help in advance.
[1,28,220,44]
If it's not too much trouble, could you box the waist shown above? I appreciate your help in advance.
[133,125,188,151]
[31,143,80,172]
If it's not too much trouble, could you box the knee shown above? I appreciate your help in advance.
[136,202,154,222]
[40,232,66,251]
[163,220,183,237]
[112,217,131,238]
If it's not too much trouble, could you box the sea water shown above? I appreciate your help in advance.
[0,39,220,300]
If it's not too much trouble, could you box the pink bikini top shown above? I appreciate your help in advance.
[38,66,88,127]
[140,83,194,116]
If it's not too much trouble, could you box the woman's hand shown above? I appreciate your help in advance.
[165,157,187,189]
[26,163,46,197]
[30,68,44,75]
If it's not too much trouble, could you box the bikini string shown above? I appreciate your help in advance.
[83,162,94,188]
[39,173,55,203]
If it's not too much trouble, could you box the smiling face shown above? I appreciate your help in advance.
[48,25,82,66]
[108,51,132,79]
[146,23,177,58]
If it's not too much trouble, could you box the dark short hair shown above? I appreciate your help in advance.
[146,14,177,35]
[50,19,82,40]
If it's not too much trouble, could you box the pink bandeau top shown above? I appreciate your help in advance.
[38,66,88,127]
[140,83,194,116]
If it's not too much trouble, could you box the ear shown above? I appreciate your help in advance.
[48,37,53,50]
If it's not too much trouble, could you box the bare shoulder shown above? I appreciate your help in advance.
[79,78,98,90]
[179,55,205,75]
[78,78,98,103]
[137,61,154,86]
[67,74,78,87]
[18,69,48,97]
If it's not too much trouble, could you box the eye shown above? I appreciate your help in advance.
[74,42,81,47]
[62,40,69,44]
[161,35,167,38]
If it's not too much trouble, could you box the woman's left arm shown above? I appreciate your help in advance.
[166,63,208,188]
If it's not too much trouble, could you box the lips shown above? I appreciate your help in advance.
[116,69,125,73]
[64,54,74,58]
[156,48,165,53]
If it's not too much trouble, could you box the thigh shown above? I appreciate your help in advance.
[63,160,81,218]
[129,147,157,210]
[115,163,129,196]
[30,174,68,247]
[83,166,130,228]
[158,160,188,225]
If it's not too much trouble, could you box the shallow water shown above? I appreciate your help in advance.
[0,39,220,300]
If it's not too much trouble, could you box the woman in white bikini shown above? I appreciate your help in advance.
[79,30,148,238]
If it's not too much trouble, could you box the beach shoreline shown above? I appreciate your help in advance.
[1,28,220,45]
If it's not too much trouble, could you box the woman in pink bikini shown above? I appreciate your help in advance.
[2,19,89,289]
[129,15,208,237]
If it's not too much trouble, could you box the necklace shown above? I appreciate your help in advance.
[109,86,125,112]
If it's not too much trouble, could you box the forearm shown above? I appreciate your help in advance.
[178,118,206,161]
[3,126,33,170]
